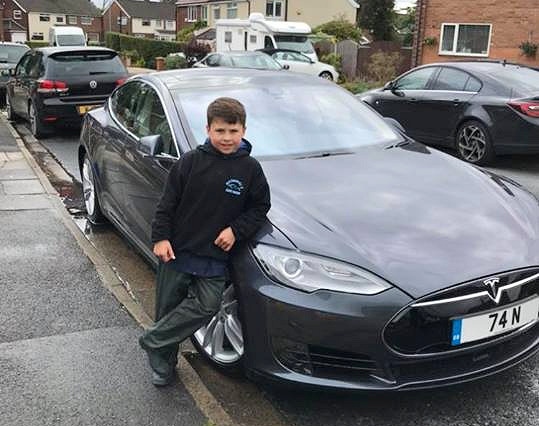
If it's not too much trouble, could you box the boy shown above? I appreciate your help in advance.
[139,97,271,386]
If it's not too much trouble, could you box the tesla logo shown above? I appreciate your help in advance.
[89,80,97,89]
[483,277,501,303]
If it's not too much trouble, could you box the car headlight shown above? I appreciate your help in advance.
[252,244,392,295]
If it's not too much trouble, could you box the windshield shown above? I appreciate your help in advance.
[274,35,315,54]
[174,84,400,158]
[230,55,281,70]
[49,52,126,77]
[0,45,29,63]
[56,34,86,46]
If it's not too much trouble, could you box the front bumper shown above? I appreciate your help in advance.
[232,248,539,391]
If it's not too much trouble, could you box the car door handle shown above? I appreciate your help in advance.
[452,99,461,106]
[408,98,418,102]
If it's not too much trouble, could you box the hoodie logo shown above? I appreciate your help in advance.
[225,179,244,196]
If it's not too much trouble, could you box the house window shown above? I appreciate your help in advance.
[31,32,44,40]
[166,20,175,30]
[13,10,21,20]
[81,16,92,25]
[201,6,208,21]
[266,1,282,17]
[224,31,232,43]
[39,14,50,22]
[142,19,151,26]
[154,19,162,28]
[250,35,257,44]
[213,6,221,20]
[187,6,198,22]
[117,16,128,26]
[88,33,99,42]
[440,23,491,56]
[56,16,64,23]
[68,16,77,25]
[227,3,237,19]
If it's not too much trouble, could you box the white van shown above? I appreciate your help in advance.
[49,26,87,47]
[216,13,317,61]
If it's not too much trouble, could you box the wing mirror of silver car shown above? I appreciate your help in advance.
[383,117,407,135]
[137,135,163,157]
[282,64,290,70]
[383,80,394,90]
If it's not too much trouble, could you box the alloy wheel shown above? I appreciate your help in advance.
[82,157,96,217]
[457,124,487,163]
[192,285,243,364]
[6,95,12,120]
[29,103,37,136]
[320,71,333,81]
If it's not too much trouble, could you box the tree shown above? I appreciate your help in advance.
[393,7,416,46]
[312,18,361,42]
[359,0,395,41]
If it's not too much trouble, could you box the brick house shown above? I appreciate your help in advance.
[412,0,539,67]
[175,0,359,31]
[102,0,176,40]
[1,0,103,43]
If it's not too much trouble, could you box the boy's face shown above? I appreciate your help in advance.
[206,118,246,155]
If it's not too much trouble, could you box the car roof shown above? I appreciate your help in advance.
[211,51,267,56]
[418,60,535,74]
[0,42,29,48]
[35,46,117,56]
[148,68,331,92]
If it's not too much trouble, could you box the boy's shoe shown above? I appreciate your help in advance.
[152,371,175,387]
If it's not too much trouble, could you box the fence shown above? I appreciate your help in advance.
[317,40,412,81]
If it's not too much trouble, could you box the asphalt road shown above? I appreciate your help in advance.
[18,122,539,426]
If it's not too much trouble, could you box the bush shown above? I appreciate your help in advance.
[340,79,380,94]
[165,55,187,70]
[177,20,207,43]
[26,41,49,49]
[185,39,212,62]
[367,51,401,83]
[105,32,186,65]
[313,18,361,42]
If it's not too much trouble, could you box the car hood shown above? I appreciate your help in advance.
[262,143,539,299]
[0,62,16,70]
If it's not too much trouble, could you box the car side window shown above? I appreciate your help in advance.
[220,55,233,67]
[28,54,43,78]
[464,76,482,92]
[132,84,177,157]
[273,52,286,60]
[432,68,470,91]
[206,55,219,67]
[111,81,142,133]
[396,67,437,90]
[15,54,31,76]
[290,52,310,63]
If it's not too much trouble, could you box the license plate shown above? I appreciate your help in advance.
[451,297,539,346]
[77,105,97,115]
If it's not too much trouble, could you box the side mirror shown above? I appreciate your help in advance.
[9,68,15,76]
[138,135,163,157]
[282,64,290,70]
[384,117,406,135]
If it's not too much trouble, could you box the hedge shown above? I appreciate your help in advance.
[26,41,49,49]
[105,32,185,64]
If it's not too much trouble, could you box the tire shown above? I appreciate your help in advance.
[81,155,106,224]
[455,120,495,165]
[29,101,47,139]
[6,92,17,121]
[190,284,244,374]
[319,71,334,81]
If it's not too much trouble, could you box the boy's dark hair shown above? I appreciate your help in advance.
[207,97,246,127]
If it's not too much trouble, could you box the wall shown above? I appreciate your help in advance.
[103,1,132,35]
[3,0,30,42]
[420,0,539,66]
[287,0,356,27]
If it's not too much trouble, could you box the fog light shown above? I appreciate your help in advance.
[271,336,312,375]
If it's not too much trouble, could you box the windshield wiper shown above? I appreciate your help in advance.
[385,140,411,149]
[294,151,354,160]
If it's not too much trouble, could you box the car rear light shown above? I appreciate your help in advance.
[508,101,539,118]
[37,79,68,94]
[116,78,126,86]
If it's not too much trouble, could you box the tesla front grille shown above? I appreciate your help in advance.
[384,268,539,355]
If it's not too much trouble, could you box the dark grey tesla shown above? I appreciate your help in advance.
[79,69,539,391]
[360,61,539,165]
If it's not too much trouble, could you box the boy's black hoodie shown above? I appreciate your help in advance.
[151,140,271,261]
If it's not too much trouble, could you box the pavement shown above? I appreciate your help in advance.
[0,117,217,426]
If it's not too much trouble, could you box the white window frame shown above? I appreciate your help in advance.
[13,10,21,20]
[39,14,50,22]
[266,0,282,17]
[141,19,151,26]
[31,32,44,40]
[187,6,198,22]
[166,20,175,30]
[68,16,77,25]
[117,16,128,26]
[201,6,208,21]
[227,2,238,19]
[213,5,221,20]
[439,23,492,57]
[154,19,163,28]
[56,16,64,23]
[80,16,92,26]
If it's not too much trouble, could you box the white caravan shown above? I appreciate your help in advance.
[215,13,318,61]
[49,26,87,47]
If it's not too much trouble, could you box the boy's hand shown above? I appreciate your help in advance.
[153,240,176,263]
[214,227,236,252]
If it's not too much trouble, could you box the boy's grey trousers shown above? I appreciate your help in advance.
[140,262,226,376]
